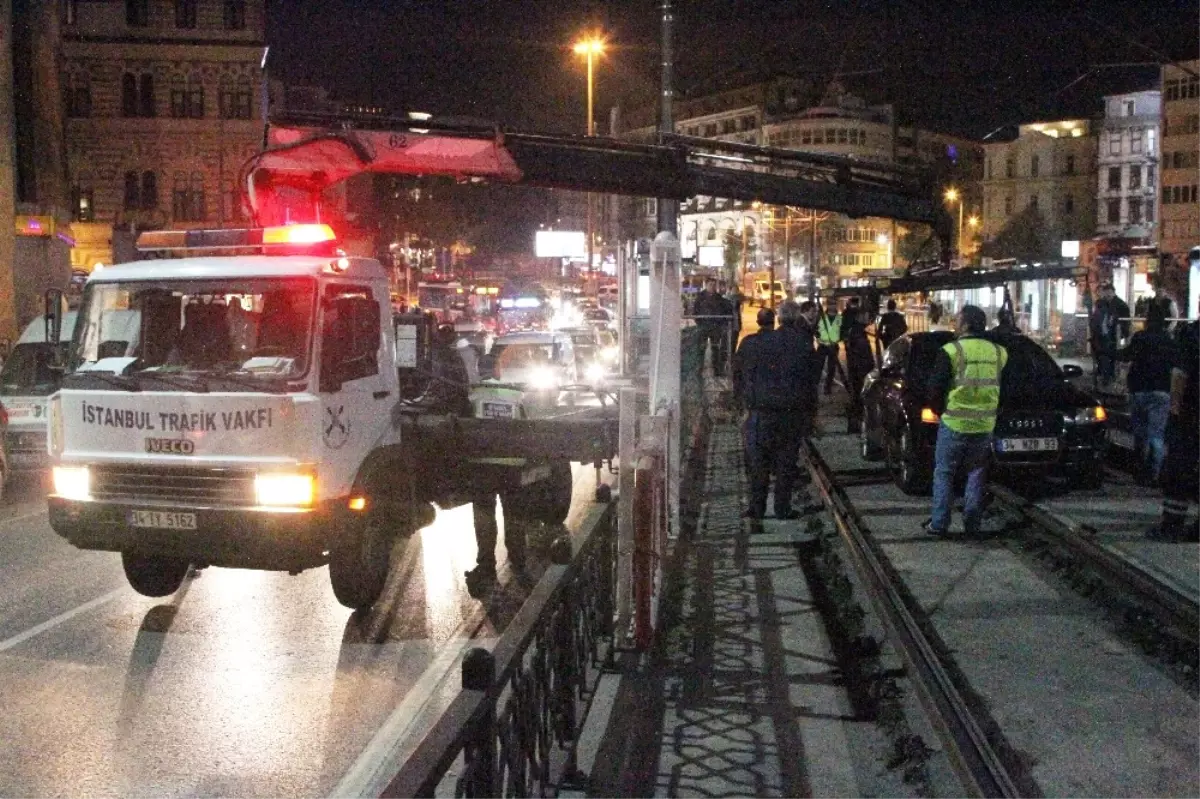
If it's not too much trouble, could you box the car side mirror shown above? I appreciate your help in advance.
[1061,364,1084,379]
[44,288,65,357]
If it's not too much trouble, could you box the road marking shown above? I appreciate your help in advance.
[0,587,125,654]
[330,618,486,799]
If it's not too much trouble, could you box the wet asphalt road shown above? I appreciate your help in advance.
[0,454,602,798]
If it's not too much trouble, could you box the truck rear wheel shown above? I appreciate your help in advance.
[329,509,396,611]
[121,553,190,597]
[511,459,574,526]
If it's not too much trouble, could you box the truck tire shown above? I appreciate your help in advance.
[122,552,189,597]
[509,459,574,526]
[329,511,394,611]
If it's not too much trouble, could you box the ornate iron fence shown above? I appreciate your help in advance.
[383,500,616,798]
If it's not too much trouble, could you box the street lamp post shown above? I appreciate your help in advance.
[574,36,604,289]
[945,187,964,263]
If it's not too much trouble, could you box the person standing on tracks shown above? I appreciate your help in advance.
[734,306,812,520]
[923,305,1008,538]
[1150,305,1199,541]
[816,301,846,395]
[693,279,734,378]
[841,298,875,434]
[1116,304,1178,486]
[876,299,908,349]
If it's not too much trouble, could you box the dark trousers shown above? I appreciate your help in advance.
[1093,339,1117,382]
[744,409,805,517]
[1160,417,1199,538]
[473,493,525,571]
[845,356,871,431]
[818,343,846,393]
[701,324,727,376]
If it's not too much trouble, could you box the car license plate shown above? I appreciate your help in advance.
[997,437,1059,453]
[482,402,515,419]
[129,510,197,530]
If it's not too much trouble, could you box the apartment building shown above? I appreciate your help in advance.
[1095,90,1160,240]
[1157,59,1199,314]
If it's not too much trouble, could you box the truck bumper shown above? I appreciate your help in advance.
[47,498,344,572]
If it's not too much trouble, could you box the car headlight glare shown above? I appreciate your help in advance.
[53,466,91,501]
[1070,406,1107,424]
[586,362,607,384]
[529,367,558,390]
[600,345,619,362]
[255,472,316,508]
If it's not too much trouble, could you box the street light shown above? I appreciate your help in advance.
[573,35,605,288]
[944,187,964,263]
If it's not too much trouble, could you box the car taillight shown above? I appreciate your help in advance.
[920,407,940,424]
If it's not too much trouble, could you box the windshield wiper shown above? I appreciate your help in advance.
[205,367,287,394]
[68,370,141,392]
[136,371,210,393]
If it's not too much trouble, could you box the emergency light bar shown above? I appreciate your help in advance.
[136,224,337,252]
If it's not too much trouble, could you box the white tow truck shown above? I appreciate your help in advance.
[46,224,614,609]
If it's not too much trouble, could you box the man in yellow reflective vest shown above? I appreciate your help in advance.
[816,301,847,395]
[924,305,1008,537]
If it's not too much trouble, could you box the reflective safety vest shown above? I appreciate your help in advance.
[941,337,1007,434]
[818,314,841,345]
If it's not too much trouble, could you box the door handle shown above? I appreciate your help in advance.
[373,390,391,400]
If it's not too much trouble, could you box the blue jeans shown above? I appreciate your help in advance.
[1130,391,1171,482]
[931,423,993,534]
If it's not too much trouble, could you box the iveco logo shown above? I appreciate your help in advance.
[146,437,195,455]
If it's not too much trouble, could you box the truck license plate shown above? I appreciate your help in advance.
[482,402,515,419]
[997,437,1058,453]
[129,510,197,530]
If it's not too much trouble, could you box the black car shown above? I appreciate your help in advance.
[860,330,1108,495]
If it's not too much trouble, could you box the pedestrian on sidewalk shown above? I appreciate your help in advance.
[1150,306,1199,541]
[1117,304,1178,486]
[694,279,734,377]
[841,298,874,434]
[923,304,1008,537]
[734,306,813,520]
[816,301,846,395]
[1089,282,1130,388]
[876,299,908,349]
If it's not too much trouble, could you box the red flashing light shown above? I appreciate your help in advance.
[263,224,336,245]
[137,224,338,252]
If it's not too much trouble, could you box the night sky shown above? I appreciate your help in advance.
[267,0,1199,140]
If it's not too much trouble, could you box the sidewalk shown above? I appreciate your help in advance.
[575,402,886,798]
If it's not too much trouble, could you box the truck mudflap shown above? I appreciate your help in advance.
[47,497,350,572]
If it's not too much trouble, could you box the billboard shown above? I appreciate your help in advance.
[698,245,724,268]
[535,230,586,258]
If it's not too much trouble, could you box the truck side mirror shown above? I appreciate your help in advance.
[44,288,65,353]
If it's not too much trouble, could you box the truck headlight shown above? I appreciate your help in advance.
[586,362,607,384]
[600,345,618,363]
[528,367,558,391]
[53,465,91,501]
[254,472,316,508]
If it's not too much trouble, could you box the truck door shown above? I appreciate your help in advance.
[318,284,389,498]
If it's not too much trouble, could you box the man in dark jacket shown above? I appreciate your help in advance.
[734,305,815,520]
[1116,305,1178,485]
[841,298,875,434]
[1089,282,1130,387]
[1150,303,1199,541]
[693,279,734,377]
[876,299,908,349]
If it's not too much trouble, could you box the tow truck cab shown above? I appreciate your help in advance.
[45,224,570,610]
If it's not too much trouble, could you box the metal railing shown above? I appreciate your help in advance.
[383,501,616,798]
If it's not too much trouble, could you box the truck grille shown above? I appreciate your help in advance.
[90,464,256,506]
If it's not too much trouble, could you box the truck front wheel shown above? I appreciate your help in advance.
[121,553,190,597]
[509,459,574,526]
[329,509,395,611]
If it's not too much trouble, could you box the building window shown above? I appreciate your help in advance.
[1065,194,1074,214]
[1147,165,1156,187]
[1125,100,1135,117]
[1129,199,1143,223]
[142,171,158,209]
[1108,132,1121,155]
[126,0,149,27]
[175,0,197,28]
[1130,128,1144,154]
[170,76,205,118]
[1129,167,1141,190]
[1065,155,1076,176]
[218,76,253,119]
[62,0,78,25]
[1004,196,1013,215]
[66,79,91,118]
[72,185,95,222]
[1108,166,1121,191]
[121,73,138,116]
[139,74,155,117]
[837,129,848,144]
[1107,198,1121,224]
[1030,154,1039,177]
[986,158,993,180]
[1146,201,1154,223]
[124,171,140,209]
[1029,194,1038,210]
[1005,157,1015,178]
[173,172,206,222]
[224,0,247,30]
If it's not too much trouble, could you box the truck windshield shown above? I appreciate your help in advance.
[0,342,67,396]
[67,277,317,382]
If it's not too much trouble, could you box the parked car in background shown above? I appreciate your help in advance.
[453,318,495,356]
[860,330,1108,495]
[484,330,579,406]
[1,312,78,479]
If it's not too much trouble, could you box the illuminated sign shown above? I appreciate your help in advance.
[535,230,586,258]
[15,216,54,237]
[697,245,724,267]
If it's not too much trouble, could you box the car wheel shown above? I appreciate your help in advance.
[860,412,884,461]
[894,427,932,496]
[122,552,190,597]
[329,506,396,611]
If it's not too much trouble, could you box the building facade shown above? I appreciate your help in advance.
[1095,90,1160,241]
[61,0,266,268]
[980,120,1097,250]
[1157,59,1199,314]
